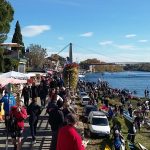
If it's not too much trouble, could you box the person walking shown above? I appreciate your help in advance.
[128,104,133,118]
[0,89,16,128]
[21,84,31,107]
[10,99,27,150]
[27,98,42,144]
[134,115,141,131]
[31,82,38,101]
[128,122,136,143]
[56,113,86,150]
[48,100,64,150]
[38,82,48,108]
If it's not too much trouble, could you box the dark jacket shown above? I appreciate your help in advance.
[31,86,38,99]
[27,102,42,124]
[48,107,64,131]
[22,86,31,100]
[38,85,48,98]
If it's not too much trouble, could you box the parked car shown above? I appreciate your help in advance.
[82,105,98,122]
[79,91,88,98]
[81,95,90,106]
[88,111,110,137]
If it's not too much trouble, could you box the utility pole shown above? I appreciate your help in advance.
[69,43,73,63]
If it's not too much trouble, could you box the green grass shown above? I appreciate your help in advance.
[76,96,150,150]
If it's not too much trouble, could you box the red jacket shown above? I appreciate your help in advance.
[10,106,27,129]
[56,125,85,150]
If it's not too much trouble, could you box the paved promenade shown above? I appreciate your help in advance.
[0,99,52,150]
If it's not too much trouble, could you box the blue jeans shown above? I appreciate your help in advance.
[29,119,38,141]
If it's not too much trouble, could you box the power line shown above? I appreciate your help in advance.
[73,43,116,61]
[73,43,139,62]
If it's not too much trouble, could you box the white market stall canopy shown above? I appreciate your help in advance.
[0,77,27,87]
[0,71,28,80]
[26,72,47,78]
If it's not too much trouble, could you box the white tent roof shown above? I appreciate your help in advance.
[0,77,27,87]
[0,71,28,80]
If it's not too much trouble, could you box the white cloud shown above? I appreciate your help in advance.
[99,41,113,46]
[58,36,64,40]
[125,34,136,38]
[115,44,136,50]
[138,40,148,43]
[22,25,51,37]
[80,32,93,37]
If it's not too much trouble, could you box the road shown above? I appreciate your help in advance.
[0,99,52,150]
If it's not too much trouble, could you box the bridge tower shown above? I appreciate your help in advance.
[69,43,73,63]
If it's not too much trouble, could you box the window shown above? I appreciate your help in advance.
[92,117,108,126]
[85,107,97,115]
[82,98,90,101]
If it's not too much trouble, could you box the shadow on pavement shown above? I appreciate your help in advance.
[0,111,52,150]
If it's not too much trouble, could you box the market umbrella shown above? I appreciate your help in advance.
[0,71,28,80]
[0,77,27,87]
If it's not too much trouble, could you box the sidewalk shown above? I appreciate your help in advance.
[0,99,52,150]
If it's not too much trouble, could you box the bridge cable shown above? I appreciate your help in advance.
[57,44,70,55]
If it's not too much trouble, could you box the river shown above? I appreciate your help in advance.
[82,71,150,98]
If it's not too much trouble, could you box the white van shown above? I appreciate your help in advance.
[88,111,110,137]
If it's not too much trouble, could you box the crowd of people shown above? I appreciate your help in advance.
[0,74,149,150]
[78,79,150,150]
[0,74,87,150]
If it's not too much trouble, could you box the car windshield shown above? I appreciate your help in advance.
[85,107,97,115]
[81,94,87,97]
[92,117,108,126]
[83,98,90,101]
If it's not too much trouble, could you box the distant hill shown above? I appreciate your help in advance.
[123,63,150,71]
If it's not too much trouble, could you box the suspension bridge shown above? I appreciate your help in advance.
[57,43,150,65]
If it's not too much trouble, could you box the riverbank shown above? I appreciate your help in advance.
[77,77,150,150]
[76,96,150,150]
[83,71,150,98]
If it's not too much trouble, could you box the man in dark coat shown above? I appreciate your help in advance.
[38,82,48,108]
[48,100,64,150]
[27,98,42,144]
[31,82,38,101]
[21,84,31,107]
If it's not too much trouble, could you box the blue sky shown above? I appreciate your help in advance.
[7,0,150,62]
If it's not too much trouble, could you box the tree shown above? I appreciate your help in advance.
[79,58,123,72]
[0,0,14,72]
[3,57,19,72]
[3,57,11,72]
[0,0,14,43]
[12,21,25,55]
[27,44,47,69]
[50,54,66,66]
[79,58,102,70]
[0,48,4,72]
